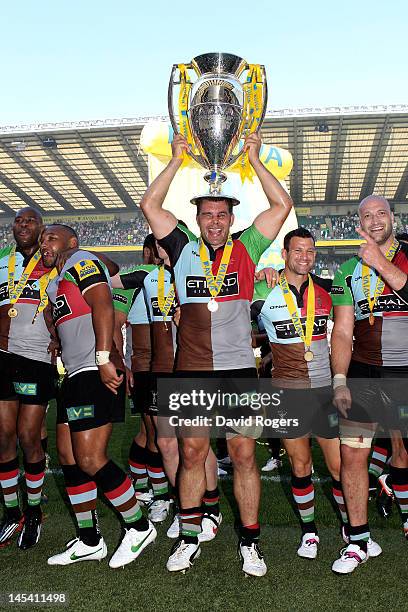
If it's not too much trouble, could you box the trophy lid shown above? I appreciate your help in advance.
[190,191,240,207]
[192,53,246,77]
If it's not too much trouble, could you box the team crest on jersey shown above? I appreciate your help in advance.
[75,260,99,280]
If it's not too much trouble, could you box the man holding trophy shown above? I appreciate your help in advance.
[140,53,293,576]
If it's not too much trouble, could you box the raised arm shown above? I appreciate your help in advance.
[245,132,293,241]
[357,228,408,295]
[140,135,189,239]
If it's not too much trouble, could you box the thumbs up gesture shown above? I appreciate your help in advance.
[357,227,385,268]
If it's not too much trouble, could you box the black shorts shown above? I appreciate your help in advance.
[272,386,339,439]
[130,371,153,415]
[0,351,18,401]
[57,370,125,432]
[12,354,57,405]
[346,360,408,434]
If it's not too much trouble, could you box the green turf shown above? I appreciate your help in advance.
[0,404,405,612]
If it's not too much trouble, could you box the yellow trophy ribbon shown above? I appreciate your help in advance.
[7,247,42,318]
[199,236,234,312]
[361,238,399,326]
[240,64,264,183]
[157,265,175,331]
[279,272,315,361]
[177,64,194,167]
[32,267,58,324]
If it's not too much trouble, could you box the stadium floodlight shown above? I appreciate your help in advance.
[42,137,58,149]
[11,141,26,151]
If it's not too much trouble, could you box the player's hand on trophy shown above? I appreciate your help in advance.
[357,227,384,268]
[99,362,124,395]
[171,134,190,162]
[333,385,352,418]
[243,132,262,165]
[255,267,279,288]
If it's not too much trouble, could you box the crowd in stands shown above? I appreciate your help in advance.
[300,212,408,240]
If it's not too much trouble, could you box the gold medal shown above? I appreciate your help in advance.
[369,313,375,326]
[8,307,18,318]
[304,350,314,362]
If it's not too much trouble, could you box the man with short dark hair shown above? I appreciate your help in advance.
[0,208,58,550]
[139,131,293,576]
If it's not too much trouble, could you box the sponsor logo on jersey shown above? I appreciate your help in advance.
[113,293,128,305]
[273,316,328,340]
[357,294,408,315]
[150,297,177,318]
[74,260,100,280]
[185,272,239,298]
[13,382,37,396]
[53,293,72,322]
[67,405,95,421]
[0,279,40,303]
[331,285,345,295]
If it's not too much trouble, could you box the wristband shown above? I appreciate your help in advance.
[95,350,110,366]
[333,373,347,389]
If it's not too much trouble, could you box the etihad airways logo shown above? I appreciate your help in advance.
[273,316,328,340]
[357,294,408,315]
[185,273,239,298]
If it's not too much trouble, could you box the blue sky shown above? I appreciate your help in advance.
[2,0,407,125]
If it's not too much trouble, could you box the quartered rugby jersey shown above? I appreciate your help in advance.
[112,288,152,372]
[0,244,54,363]
[331,241,408,367]
[120,265,177,373]
[47,251,110,376]
[159,224,271,371]
[252,275,332,388]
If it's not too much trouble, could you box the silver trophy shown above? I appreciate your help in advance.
[168,52,267,196]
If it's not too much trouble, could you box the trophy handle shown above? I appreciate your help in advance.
[225,64,268,168]
[167,64,208,169]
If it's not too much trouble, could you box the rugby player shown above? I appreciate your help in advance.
[252,228,351,559]
[139,131,293,576]
[40,224,156,568]
[0,208,58,549]
[331,195,408,574]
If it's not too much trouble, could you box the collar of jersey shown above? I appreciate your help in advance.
[200,237,229,262]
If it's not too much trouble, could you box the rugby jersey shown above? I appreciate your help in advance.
[47,250,110,376]
[112,288,152,372]
[331,241,408,367]
[120,265,177,373]
[0,244,55,363]
[252,274,332,388]
[159,223,271,371]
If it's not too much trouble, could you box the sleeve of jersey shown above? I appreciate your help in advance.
[331,265,353,306]
[158,224,197,268]
[68,259,109,293]
[235,224,272,265]
[120,266,153,290]
[112,288,136,316]
[394,278,408,303]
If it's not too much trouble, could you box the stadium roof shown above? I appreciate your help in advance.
[0,104,407,216]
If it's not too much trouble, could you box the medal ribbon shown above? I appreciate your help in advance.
[32,267,58,323]
[240,64,264,184]
[279,272,315,351]
[199,236,233,300]
[157,265,175,322]
[177,64,194,167]
[8,247,42,306]
[361,238,399,320]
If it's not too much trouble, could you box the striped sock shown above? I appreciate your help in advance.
[202,487,220,516]
[0,458,20,516]
[240,522,260,545]
[180,506,202,543]
[389,465,408,534]
[93,460,147,531]
[349,523,370,553]
[331,478,348,525]
[291,473,317,534]
[145,448,169,500]
[369,439,391,479]
[62,464,100,546]
[128,441,149,492]
[24,458,46,507]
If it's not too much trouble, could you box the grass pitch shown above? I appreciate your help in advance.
[0,404,406,612]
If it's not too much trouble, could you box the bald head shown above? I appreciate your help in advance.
[15,207,43,223]
[358,194,394,246]
[359,195,391,214]
[13,207,43,250]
